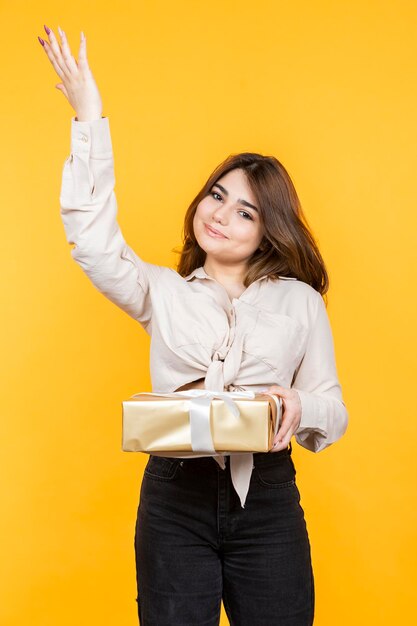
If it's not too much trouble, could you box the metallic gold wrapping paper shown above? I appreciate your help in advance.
[121,392,279,454]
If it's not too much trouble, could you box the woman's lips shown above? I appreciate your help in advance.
[204,223,227,238]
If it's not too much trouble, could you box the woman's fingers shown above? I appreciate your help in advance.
[55,82,70,98]
[57,26,79,75]
[263,385,302,452]
[271,404,291,450]
[41,39,66,81]
[42,25,71,79]
[77,32,90,72]
[271,417,294,451]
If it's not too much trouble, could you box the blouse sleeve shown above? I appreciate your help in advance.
[291,289,349,452]
[59,116,157,332]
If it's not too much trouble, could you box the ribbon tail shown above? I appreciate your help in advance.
[229,453,254,509]
[213,454,226,470]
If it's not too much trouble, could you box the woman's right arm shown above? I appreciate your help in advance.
[39,25,156,330]
[59,115,155,329]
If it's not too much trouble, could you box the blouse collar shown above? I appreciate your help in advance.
[184,265,270,284]
[184,266,209,281]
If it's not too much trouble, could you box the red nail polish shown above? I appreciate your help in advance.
[38,36,45,46]
[44,24,50,35]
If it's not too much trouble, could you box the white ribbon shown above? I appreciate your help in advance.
[131,389,282,454]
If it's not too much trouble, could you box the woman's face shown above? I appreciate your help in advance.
[193,168,264,266]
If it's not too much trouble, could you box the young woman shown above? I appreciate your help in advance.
[39,25,349,626]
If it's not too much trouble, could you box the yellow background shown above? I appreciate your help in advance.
[1,1,416,624]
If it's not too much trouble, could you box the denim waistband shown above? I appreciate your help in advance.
[163,441,292,469]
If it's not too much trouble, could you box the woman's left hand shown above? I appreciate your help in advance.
[263,385,302,452]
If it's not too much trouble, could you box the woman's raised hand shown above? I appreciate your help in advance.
[38,25,103,122]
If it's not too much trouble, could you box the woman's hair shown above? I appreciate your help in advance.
[175,152,329,297]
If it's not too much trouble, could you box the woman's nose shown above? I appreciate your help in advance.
[212,204,229,222]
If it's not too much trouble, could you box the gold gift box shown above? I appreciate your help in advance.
[121,391,280,454]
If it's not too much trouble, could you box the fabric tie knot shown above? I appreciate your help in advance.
[205,355,225,390]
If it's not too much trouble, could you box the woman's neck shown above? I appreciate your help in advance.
[203,260,247,287]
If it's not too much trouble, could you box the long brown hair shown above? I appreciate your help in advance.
[175,152,329,298]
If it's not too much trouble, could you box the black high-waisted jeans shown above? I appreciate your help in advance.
[134,442,315,625]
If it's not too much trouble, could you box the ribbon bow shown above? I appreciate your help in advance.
[132,389,282,454]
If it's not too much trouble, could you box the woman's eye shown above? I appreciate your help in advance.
[209,191,253,220]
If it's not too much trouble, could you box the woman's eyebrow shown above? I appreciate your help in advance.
[212,183,259,212]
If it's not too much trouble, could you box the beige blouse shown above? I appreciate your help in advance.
[59,116,349,508]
